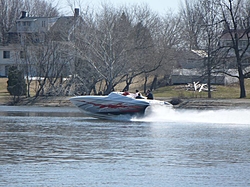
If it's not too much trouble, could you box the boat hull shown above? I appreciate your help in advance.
[70,92,172,120]
[70,93,149,119]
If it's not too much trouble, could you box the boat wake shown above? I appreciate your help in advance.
[132,105,250,125]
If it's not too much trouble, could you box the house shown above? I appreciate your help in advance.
[219,29,250,67]
[219,29,250,84]
[0,8,81,77]
[171,28,250,85]
[171,49,225,85]
[0,44,19,77]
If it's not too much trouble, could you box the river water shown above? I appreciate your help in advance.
[0,106,249,187]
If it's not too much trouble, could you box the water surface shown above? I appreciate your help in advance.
[0,106,249,187]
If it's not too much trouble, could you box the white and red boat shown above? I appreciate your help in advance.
[70,92,172,119]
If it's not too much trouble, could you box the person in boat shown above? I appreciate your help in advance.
[146,89,154,100]
[135,90,140,97]
[135,90,144,99]
[136,92,144,99]
[122,89,130,96]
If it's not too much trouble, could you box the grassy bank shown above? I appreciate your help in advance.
[0,78,8,96]
[1,77,250,100]
[154,79,250,99]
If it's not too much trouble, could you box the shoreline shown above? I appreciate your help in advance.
[174,98,250,109]
[1,96,250,109]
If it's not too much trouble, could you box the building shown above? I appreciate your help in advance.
[219,29,250,67]
[171,49,225,85]
[0,9,81,77]
[171,29,250,85]
[219,29,250,84]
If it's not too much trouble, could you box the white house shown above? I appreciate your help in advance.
[0,44,23,77]
[0,9,81,77]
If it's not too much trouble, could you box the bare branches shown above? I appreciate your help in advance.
[4,0,250,98]
[217,0,250,98]
[23,0,59,17]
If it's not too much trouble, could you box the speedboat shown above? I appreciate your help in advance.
[70,92,172,119]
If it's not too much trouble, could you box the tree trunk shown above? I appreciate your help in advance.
[207,57,212,98]
[239,72,246,98]
[35,78,46,97]
[26,77,31,97]
[123,77,133,92]
[237,58,246,98]
[104,81,113,95]
[207,77,211,98]
[150,75,157,91]
[143,76,148,94]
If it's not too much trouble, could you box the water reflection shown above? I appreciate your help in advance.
[0,115,146,164]
[0,106,83,117]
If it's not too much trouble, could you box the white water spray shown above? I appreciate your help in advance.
[133,106,250,125]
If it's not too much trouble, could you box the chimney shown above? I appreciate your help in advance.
[74,8,79,17]
[20,11,26,19]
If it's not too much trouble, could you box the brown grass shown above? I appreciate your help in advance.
[1,77,250,99]
[0,78,8,96]
[153,79,250,99]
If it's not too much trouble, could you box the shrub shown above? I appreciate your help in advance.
[7,66,26,103]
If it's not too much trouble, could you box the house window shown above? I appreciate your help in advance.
[42,21,45,27]
[20,51,25,59]
[241,41,247,48]
[242,58,250,67]
[225,41,232,46]
[3,51,10,59]
[22,21,31,26]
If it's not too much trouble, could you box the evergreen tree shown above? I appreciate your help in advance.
[7,66,27,103]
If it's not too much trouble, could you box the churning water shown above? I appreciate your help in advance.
[140,105,250,125]
[0,106,249,187]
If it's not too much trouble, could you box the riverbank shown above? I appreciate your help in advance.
[1,95,250,109]
[0,96,73,107]
[174,98,250,109]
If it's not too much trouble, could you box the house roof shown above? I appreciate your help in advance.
[8,14,82,41]
[17,17,40,21]
[8,17,52,33]
[174,50,206,69]
[220,29,250,40]
[8,25,17,33]
[191,49,208,58]
[49,16,76,32]
[175,50,206,60]
[49,16,81,41]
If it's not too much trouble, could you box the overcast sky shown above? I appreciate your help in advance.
[58,0,184,15]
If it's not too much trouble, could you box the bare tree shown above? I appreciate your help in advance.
[68,3,183,95]
[23,0,59,17]
[26,39,73,97]
[109,5,179,93]
[218,0,250,98]
[0,0,59,45]
[180,0,204,50]
[125,6,160,92]
[6,0,61,97]
[0,0,23,45]
[72,5,136,94]
[150,12,183,90]
[198,0,223,98]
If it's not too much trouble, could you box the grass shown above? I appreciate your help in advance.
[0,78,8,96]
[153,79,250,99]
[1,77,250,99]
